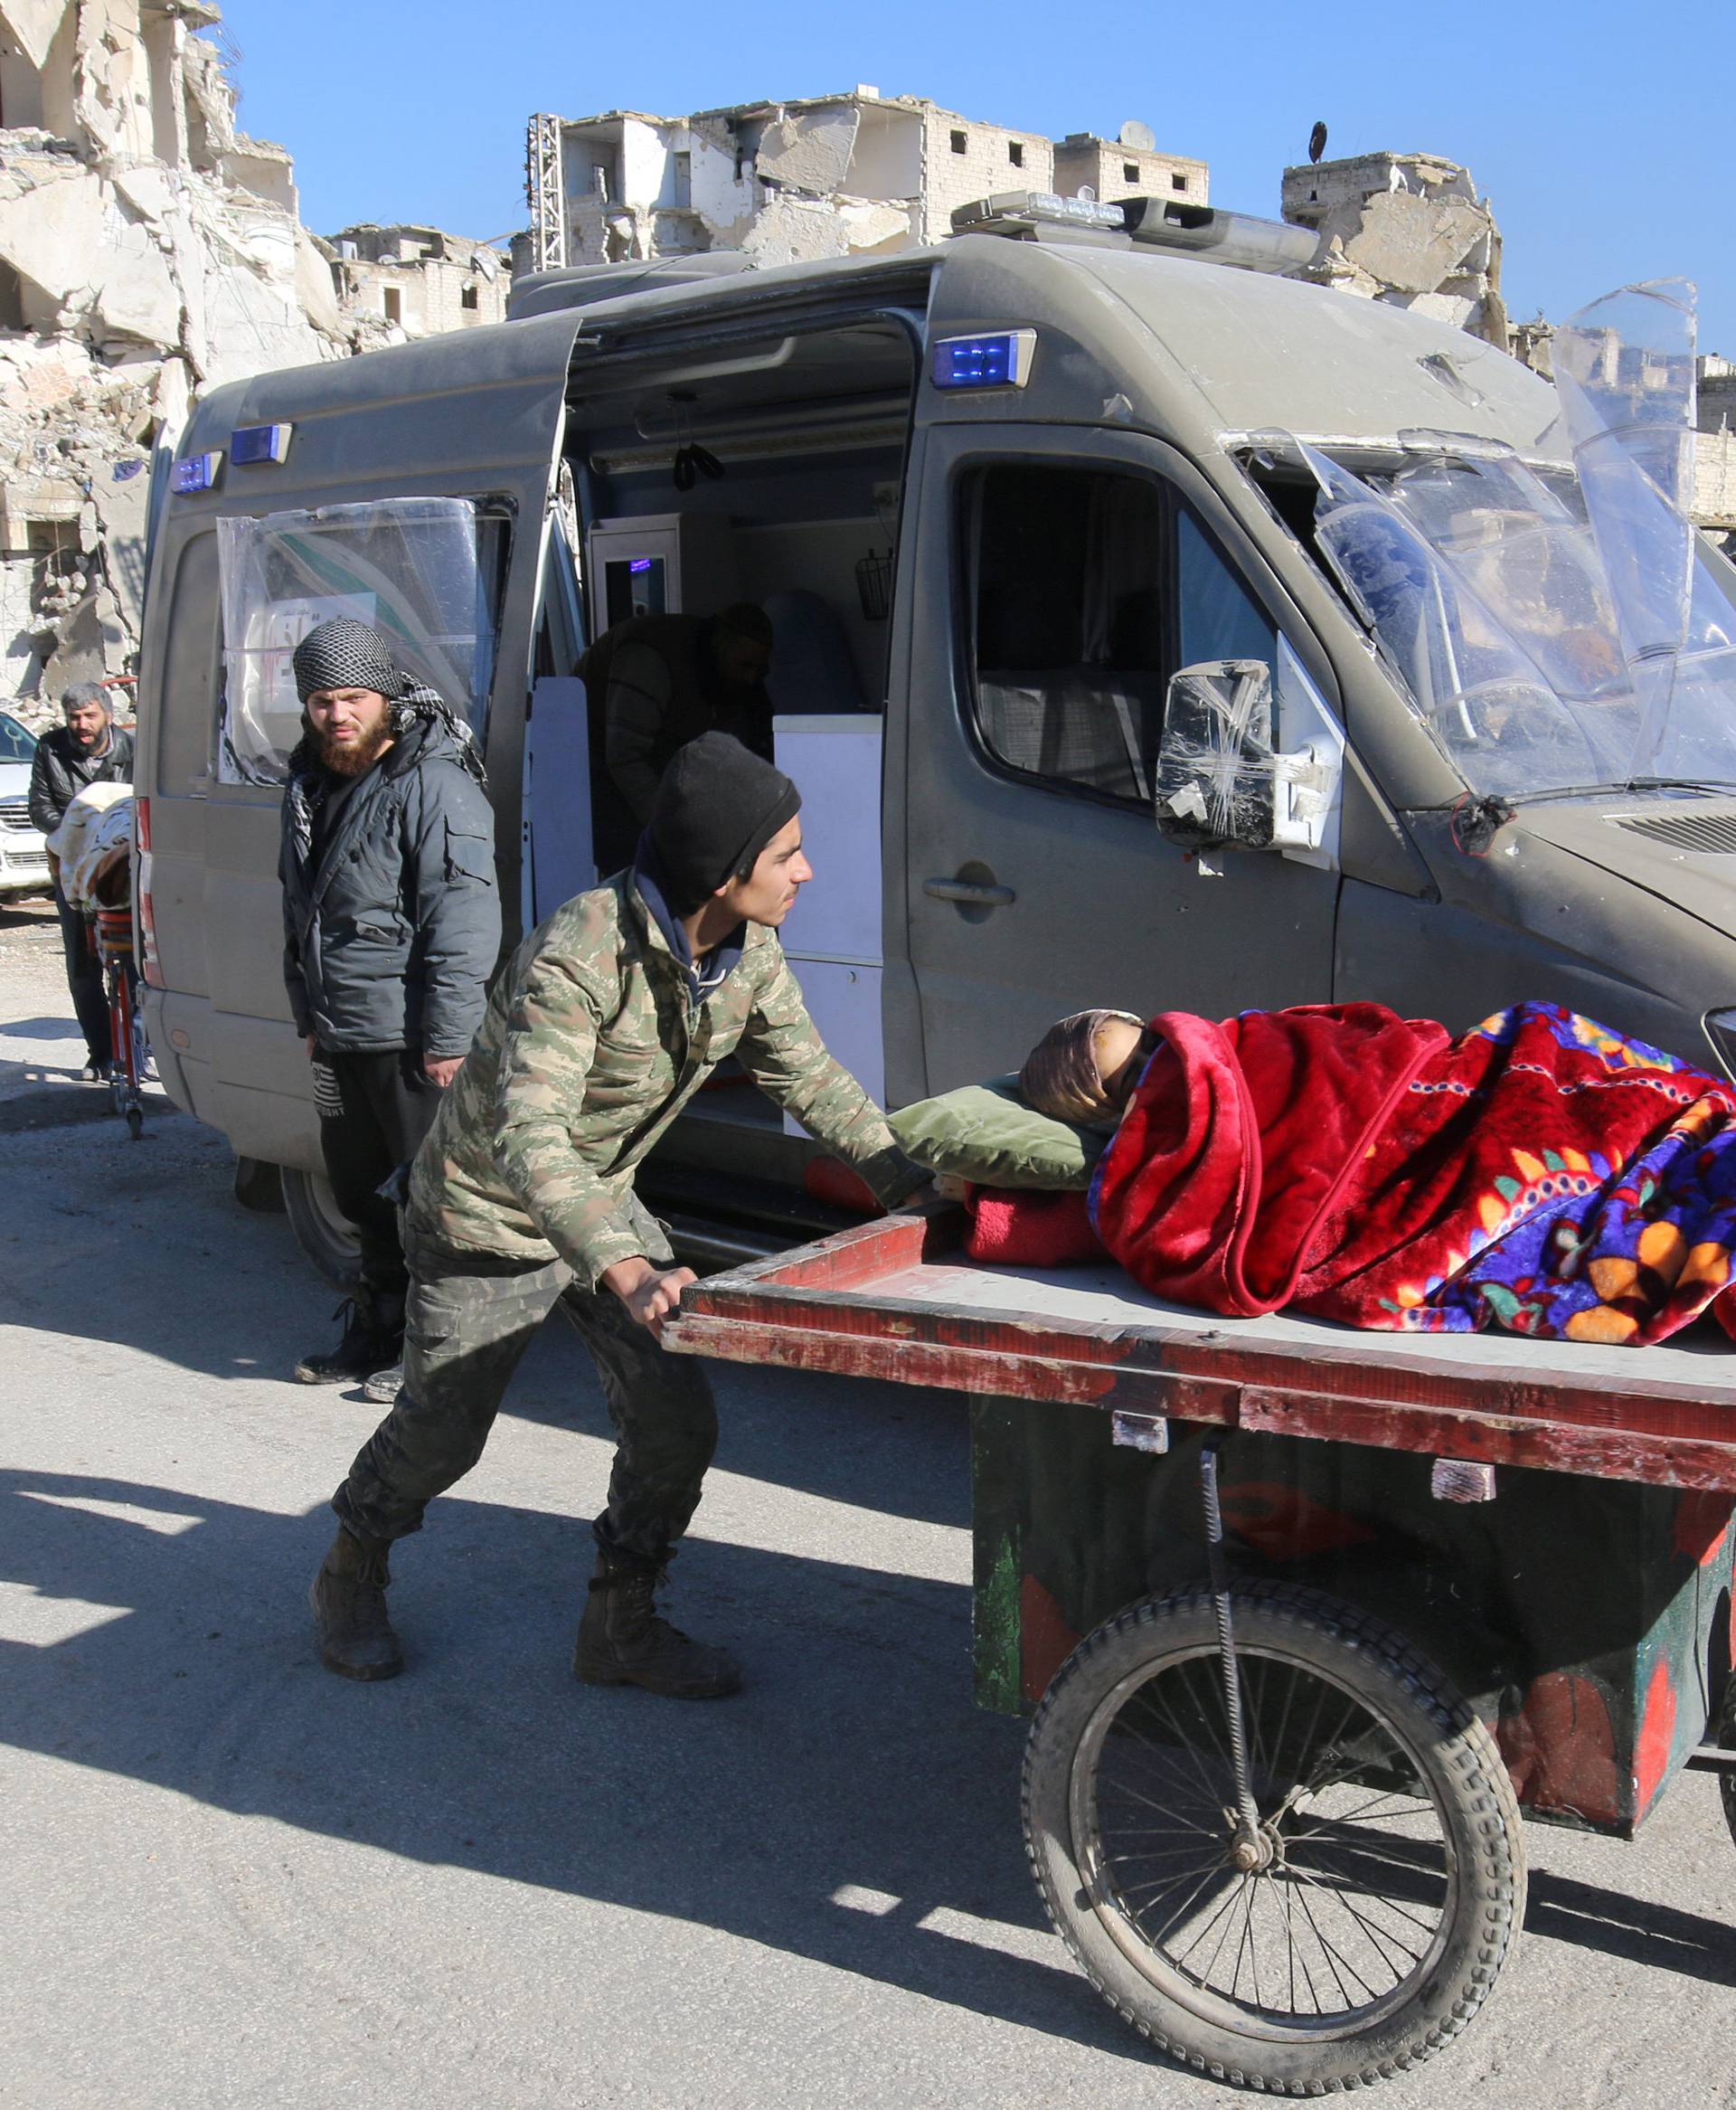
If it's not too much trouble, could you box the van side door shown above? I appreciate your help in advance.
[890,422,1344,1098]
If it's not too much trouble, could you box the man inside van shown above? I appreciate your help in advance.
[309,732,926,1697]
[580,602,775,875]
[280,619,501,1389]
[28,681,134,1081]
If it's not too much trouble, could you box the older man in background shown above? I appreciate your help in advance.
[27,681,134,1080]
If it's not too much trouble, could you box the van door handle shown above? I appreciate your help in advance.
[924,876,1015,907]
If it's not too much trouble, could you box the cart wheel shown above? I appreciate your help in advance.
[125,1104,143,1140]
[1023,1579,1524,2093]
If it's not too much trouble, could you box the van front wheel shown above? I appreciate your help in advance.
[280,1167,362,1287]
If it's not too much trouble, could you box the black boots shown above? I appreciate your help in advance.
[294,1288,406,1386]
[573,1549,741,1699]
[310,1527,404,1680]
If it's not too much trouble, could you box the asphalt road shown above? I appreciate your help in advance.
[3,894,1734,2108]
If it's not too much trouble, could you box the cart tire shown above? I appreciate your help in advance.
[280,1167,362,1288]
[1023,1579,1524,2093]
[125,1105,143,1140]
[1718,1680,1736,1852]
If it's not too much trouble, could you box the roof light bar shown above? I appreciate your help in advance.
[949,191,1318,276]
[952,190,1126,236]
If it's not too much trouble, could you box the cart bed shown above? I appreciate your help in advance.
[667,1206,1736,1491]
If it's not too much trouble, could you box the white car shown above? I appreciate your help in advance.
[0,711,52,896]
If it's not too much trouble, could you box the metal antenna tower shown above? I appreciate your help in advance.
[525,113,566,274]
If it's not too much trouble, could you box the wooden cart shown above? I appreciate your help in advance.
[665,1206,1736,2092]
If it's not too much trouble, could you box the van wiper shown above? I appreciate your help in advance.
[1507,776,1736,806]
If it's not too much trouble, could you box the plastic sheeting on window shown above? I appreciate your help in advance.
[1154,658,1340,855]
[214,497,496,787]
[1287,279,1736,801]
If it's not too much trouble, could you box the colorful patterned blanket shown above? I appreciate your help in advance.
[970,1003,1736,1346]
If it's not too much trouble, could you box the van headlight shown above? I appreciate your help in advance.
[1704,1008,1736,1083]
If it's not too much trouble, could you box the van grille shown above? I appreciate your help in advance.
[1617,809,1736,855]
[0,796,34,834]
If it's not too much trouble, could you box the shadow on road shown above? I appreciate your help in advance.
[0,1117,967,1528]
[1525,1868,1736,1988]
[0,1466,1142,2063]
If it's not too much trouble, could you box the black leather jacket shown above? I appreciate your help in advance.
[27,724,134,835]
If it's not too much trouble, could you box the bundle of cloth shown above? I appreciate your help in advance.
[47,779,133,913]
[965,1001,1736,1347]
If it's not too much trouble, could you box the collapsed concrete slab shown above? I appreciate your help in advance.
[1281,150,1509,349]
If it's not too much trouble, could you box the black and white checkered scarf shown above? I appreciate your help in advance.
[284,619,487,866]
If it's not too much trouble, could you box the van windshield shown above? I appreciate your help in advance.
[1300,439,1736,802]
[1274,282,1736,804]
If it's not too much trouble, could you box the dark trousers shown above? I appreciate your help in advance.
[314,1048,442,1299]
[53,878,111,1067]
[333,1231,717,1567]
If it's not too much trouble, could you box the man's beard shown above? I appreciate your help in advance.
[318,720,393,778]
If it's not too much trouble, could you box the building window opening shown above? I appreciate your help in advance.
[1173,172,1188,192]
[382,285,402,325]
[460,283,479,311]
[949,128,967,155]
[672,150,692,208]
[1008,141,1024,168]
[1123,162,1139,183]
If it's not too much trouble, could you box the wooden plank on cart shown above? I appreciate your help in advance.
[668,1206,1736,1492]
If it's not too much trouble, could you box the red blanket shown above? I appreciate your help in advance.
[967,1003,1736,1346]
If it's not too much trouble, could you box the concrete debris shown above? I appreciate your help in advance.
[0,2,512,713]
[1281,152,1509,348]
[522,93,1207,275]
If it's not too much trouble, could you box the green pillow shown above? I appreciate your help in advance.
[889,1075,1108,1190]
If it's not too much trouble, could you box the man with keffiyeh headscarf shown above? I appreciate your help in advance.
[278,617,501,1388]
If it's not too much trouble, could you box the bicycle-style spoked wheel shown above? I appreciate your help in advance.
[1024,1582,1524,2092]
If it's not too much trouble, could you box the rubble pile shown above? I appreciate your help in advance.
[1280,151,1508,348]
[0,0,351,715]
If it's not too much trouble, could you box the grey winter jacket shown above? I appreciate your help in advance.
[279,714,501,1058]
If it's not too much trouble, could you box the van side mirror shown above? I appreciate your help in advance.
[1154,658,1278,851]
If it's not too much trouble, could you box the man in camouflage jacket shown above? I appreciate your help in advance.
[310,733,926,1696]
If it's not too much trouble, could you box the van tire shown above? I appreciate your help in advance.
[281,1167,362,1287]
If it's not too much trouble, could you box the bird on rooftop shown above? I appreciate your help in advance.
[1307,120,1328,165]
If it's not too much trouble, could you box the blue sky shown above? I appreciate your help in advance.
[221,0,1732,353]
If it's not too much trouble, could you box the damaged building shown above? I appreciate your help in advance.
[1280,149,1507,348]
[0,0,355,705]
[325,222,512,346]
[522,92,1207,272]
[0,1,513,711]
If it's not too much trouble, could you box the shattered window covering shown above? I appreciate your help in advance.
[214,499,500,787]
[1278,287,1736,801]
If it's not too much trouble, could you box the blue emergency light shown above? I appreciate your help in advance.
[930,329,1037,391]
[171,451,221,495]
[231,421,293,466]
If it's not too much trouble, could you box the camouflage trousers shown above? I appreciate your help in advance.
[332,1228,716,1567]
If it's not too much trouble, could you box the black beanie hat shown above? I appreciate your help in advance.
[648,733,801,912]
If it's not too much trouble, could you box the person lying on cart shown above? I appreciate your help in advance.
[308,733,929,1696]
[960,1000,1736,1348]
